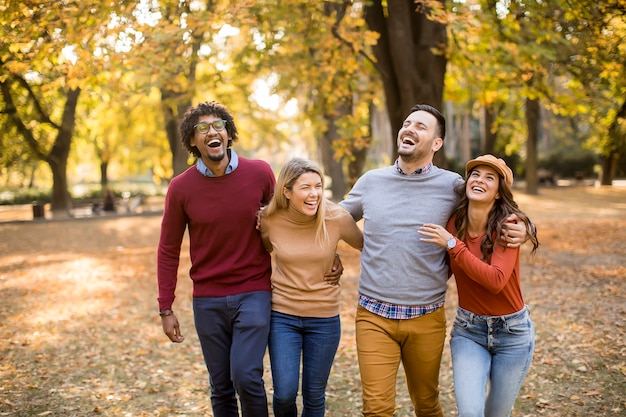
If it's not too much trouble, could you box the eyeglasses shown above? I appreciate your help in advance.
[194,119,227,134]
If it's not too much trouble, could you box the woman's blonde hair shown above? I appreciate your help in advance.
[265,158,328,246]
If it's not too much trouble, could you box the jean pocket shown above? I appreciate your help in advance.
[453,315,471,330]
[504,318,533,335]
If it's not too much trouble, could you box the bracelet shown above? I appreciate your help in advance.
[159,309,174,317]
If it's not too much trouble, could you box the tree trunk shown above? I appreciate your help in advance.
[601,100,626,185]
[321,1,368,196]
[1,80,79,214]
[525,97,540,195]
[482,104,497,154]
[48,157,71,215]
[459,111,471,163]
[365,0,448,166]
[599,154,617,186]
[161,96,191,178]
[319,111,348,201]
[346,145,368,193]
[27,164,37,189]
[100,161,108,188]
[47,87,81,215]
[319,97,370,199]
[159,24,202,179]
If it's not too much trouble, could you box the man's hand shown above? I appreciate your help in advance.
[324,254,344,286]
[501,214,529,248]
[162,313,184,343]
[255,206,266,231]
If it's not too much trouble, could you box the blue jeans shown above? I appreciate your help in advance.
[450,306,535,417]
[268,311,341,417]
[193,291,271,417]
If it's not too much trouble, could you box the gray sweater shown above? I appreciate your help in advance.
[340,165,463,306]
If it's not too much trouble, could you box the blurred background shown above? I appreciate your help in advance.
[1,0,624,217]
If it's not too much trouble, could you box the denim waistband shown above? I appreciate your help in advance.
[456,305,530,323]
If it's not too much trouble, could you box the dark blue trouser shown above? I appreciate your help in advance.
[269,311,341,417]
[193,290,271,417]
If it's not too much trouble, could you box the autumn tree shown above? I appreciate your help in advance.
[229,1,378,198]
[74,82,168,190]
[235,0,450,195]
[111,0,204,178]
[445,2,525,159]
[115,0,307,179]
[365,0,448,166]
[446,0,561,194]
[445,0,625,190]
[0,1,134,214]
[556,1,626,184]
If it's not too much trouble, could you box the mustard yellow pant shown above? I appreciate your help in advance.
[355,306,446,417]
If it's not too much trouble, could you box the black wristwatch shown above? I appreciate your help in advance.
[159,309,174,317]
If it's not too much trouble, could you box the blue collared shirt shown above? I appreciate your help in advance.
[196,149,239,177]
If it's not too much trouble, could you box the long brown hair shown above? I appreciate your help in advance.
[453,168,539,261]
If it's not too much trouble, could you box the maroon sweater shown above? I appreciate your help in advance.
[157,158,275,310]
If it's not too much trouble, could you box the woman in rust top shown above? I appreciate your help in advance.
[419,154,539,417]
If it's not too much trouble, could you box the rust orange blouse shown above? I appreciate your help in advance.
[446,217,525,316]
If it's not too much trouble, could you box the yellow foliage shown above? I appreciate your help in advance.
[66,78,83,91]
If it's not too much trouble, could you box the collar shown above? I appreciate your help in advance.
[394,159,432,175]
[196,149,239,177]
[286,204,317,224]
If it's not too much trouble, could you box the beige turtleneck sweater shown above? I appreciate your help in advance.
[260,201,362,317]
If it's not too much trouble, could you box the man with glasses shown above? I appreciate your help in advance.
[156,101,276,416]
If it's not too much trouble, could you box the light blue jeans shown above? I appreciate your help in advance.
[450,306,534,417]
[268,311,341,417]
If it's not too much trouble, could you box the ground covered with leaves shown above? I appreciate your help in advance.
[0,186,624,416]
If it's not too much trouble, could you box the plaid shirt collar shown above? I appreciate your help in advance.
[394,159,432,176]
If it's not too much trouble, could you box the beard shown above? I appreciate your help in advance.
[397,147,413,157]
[397,136,435,162]
[207,151,226,162]
[397,145,427,161]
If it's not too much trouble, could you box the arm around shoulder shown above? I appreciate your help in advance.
[502,213,535,248]
[258,212,273,253]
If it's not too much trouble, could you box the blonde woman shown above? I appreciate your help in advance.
[419,155,539,417]
[260,158,363,417]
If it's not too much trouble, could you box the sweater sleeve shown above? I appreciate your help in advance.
[261,162,276,205]
[338,207,363,251]
[448,239,519,294]
[339,174,366,221]
[157,182,188,310]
